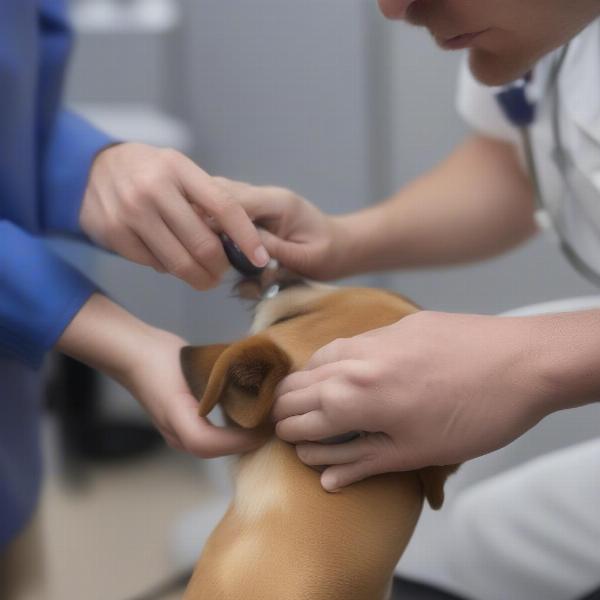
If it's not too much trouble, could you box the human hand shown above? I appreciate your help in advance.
[80,143,269,290]
[214,176,350,280]
[123,328,263,456]
[273,311,556,491]
[57,293,262,457]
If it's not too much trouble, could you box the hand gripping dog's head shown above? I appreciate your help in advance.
[180,284,457,600]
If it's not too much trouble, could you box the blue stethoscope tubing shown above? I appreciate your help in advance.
[495,45,600,287]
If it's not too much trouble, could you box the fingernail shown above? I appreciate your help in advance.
[254,245,270,267]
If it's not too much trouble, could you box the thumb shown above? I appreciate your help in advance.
[259,229,312,275]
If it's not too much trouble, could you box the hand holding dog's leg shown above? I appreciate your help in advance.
[55,293,262,457]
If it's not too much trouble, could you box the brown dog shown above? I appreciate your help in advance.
[180,283,458,600]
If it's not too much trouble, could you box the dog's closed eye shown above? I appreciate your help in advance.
[271,311,308,326]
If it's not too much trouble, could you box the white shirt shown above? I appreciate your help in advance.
[456,19,600,276]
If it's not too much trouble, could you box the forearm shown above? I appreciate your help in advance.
[54,292,262,457]
[332,134,536,276]
[55,292,162,385]
[532,309,600,412]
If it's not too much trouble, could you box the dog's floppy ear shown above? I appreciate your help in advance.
[180,336,291,429]
[418,464,460,510]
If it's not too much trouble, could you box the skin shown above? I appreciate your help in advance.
[57,144,299,455]
[274,310,600,491]
[57,0,600,464]
[236,1,600,489]
[379,0,600,86]
[56,293,264,457]
[81,143,271,290]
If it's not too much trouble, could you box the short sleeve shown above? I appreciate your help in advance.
[455,57,521,146]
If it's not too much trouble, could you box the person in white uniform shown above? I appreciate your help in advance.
[226,1,600,598]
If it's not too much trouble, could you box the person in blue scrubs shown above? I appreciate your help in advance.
[0,0,296,583]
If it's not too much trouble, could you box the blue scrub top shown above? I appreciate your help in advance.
[0,0,112,547]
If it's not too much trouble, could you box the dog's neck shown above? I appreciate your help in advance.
[223,436,410,600]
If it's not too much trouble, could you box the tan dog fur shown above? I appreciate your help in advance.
[180,285,458,600]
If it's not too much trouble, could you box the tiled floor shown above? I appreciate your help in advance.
[38,421,228,600]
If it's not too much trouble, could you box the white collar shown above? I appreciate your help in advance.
[558,19,600,144]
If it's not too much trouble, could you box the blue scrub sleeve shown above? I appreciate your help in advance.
[40,109,117,237]
[0,220,98,369]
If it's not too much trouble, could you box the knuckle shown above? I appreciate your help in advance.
[121,186,146,218]
[94,213,120,246]
[198,273,220,291]
[212,176,230,187]
[319,381,343,410]
[159,147,182,167]
[361,436,386,466]
[169,258,199,281]
[190,235,222,262]
[268,186,297,203]
[211,194,240,219]
[135,169,167,198]
[348,364,378,387]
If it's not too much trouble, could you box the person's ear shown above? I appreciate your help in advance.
[180,336,291,429]
[418,464,460,510]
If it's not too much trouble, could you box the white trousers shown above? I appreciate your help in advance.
[396,297,600,600]
[444,438,600,600]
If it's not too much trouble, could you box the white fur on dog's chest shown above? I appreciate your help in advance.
[233,439,290,521]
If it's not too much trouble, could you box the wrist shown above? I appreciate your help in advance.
[527,310,600,413]
[56,293,167,386]
[329,209,387,278]
[79,141,125,236]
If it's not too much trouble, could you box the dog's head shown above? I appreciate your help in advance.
[181,283,457,508]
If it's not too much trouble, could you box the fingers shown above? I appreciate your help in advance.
[257,229,312,274]
[296,437,369,467]
[219,179,291,223]
[135,210,217,290]
[271,381,322,422]
[119,229,167,273]
[274,358,367,414]
[162,430,184,452]
[166,392,263,457]
[274,361,346,409]
[320,460,381,492]
[305,338,360,370]
[276,410,350,443]
[84,145,275,286]
[159,191,230,280]
[311,433,397,491]
[216,178,319,275]
[175,157,269,268]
